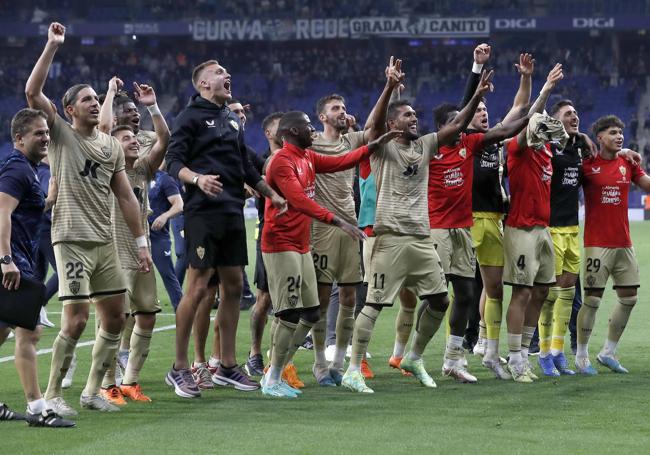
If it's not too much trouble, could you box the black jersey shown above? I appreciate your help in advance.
[549,135,586,227]
[471,133,506,213]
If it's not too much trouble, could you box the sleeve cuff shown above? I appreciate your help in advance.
[472,62,484,74]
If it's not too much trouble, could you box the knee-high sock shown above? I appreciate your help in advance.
[44,332,77,400]
[576,295,601,357]
[349,306,380,370]
[84,329,121,396]
[311,314,327,367]
[605,296,637,351]
[101,355,118,388]
[538,287,559,357]
[267,319,296,385]
[393,306,415,358]
[484,296,503,359]
[123,327,153,385]
[408,304,445,360]
[551,286,575,355]
[284,318,314,365]
[332,304,355,369]
[268,317,279,360]
[120,315,135,351]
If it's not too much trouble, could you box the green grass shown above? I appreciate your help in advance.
[3,221,650,454]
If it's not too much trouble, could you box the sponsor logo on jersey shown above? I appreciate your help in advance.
[205,120,216,128]
[590,166,601,174]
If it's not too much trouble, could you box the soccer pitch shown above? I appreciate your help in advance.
[2,221,650,454]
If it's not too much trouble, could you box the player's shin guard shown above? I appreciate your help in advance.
[269,319,296,384]
[484,297,502,358]
[333,304,355,369]
[83,329,121,396]
[538,287,559,356]
[409,304,444,360]
[285,318,315,365]
[349,306,380,370]
[123,327,153,385]
[393,306,415,358]
[45,332,78,399]
[606,296,637,348]
[576,295,601,357]
[551,286,575,354]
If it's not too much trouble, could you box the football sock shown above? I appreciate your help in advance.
[393,306,415,358]
[208,356,220,369]
[44,332,77,400]
[84,328,120,396]
[478,321,487,341]
[311,315,327,367]
[538,287,558,357]
[285,318,314,365]
[333,304,355,369]
[268,319,296,386]
[507,332,522,364]
[123,326,153,384]
[521,325,536,360]
[408,304,444,361]
[349,306,380,371]
[267,317,279,360]
[444,334,464,364]
[120,314,135,351]
[577,295,601,348]
[484,296,502,341]
[551,286,575,355]
[606,296,637,348]
[101,355,118,389]
[28,398,46,414]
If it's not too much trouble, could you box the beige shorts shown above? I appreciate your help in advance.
[263,251,319,314]
[54,241,126,303]
[366,233,447,306]
[551,227,581,276]
[471,214,504,267]
[123,268,161,315]
[430,227,476,279]
[312,223,362,285]
[503,226,555,287]
[362,236,376,283]
[583,247,640,290]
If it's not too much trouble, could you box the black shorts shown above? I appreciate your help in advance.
[253,237,269,292]
[185,213,248,269]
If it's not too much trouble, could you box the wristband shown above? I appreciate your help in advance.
[147,104,162,116]
[135,235,148,248]
[192,174,200,185]
[472,62,484,74]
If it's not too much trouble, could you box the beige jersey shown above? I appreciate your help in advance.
[310,131,365,224]
[49,114,125,244]
[112,155,154,269]
[136,130,158,158]
[371,133,438,237]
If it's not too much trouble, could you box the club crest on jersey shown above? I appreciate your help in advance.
[100,146,112,159]
[459,148,467,159]
[229,119,239,131]
[586,275,597,288]
[619,166,627,179]
[69,280,80,295]
[205,120,216,128]
[196,246,205,260]
[373,290,384,303]
[288,295,299,308]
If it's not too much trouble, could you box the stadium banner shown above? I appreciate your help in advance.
[0,16,648,39]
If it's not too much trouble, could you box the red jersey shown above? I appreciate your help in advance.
[262,142,371,254]
[582,155,645,248]
[428,132,484,228]
[505,140,553,228]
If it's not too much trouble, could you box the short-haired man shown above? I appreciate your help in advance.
[575,115,650,374]
[165,59,287,398]
[26,23,153,414]
[0,108,73,427]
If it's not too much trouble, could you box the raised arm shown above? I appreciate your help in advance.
[134,82,170,172]
[98,76,123,134]
[110,170,153,273]
[438,70,494,147]
[363,56,405,142]
[482,114,530,146]
[25,22,65,125]
[460,43,491,108]
[516,63,564,148]
[502,53,534,124]
[313,130,403,173]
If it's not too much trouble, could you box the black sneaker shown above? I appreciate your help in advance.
[27,409,75,428]
[239,293,256,311]
[212,365,260,391]
[300,334,314,351]
[244,353,265,376]
[0,403,25,421]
